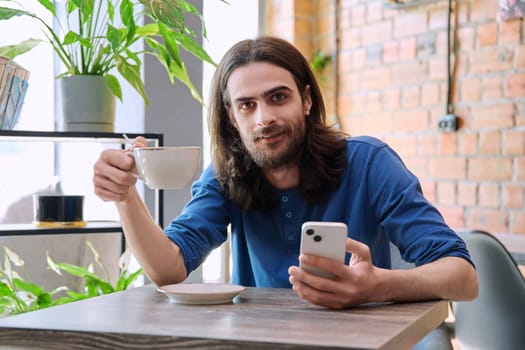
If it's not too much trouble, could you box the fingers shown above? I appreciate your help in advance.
[288,266,348,309]
[93,149,137,202]
[129,136,148,150]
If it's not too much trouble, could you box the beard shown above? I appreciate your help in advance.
[242,122,305,170]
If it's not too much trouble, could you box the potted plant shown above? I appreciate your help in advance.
[0,0,216,132]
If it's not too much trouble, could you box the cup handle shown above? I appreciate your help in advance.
[125,151,141,180]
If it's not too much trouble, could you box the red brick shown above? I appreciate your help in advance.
[503,184,524,208]
[340,28,362,50]
[361,21,392,45]
[351,93,366,113]
[477,22,498,47]
[351,4,366,27]
[460,78,481,102]
[429,7,448,31]
[359,67,391,90]
[438,133,457,155]
[469,158,512,181]
[479,130,501,155]
[366,1,383,23]
[399,37,417,60]
[429,157,467,180]
[365,91,382,112]
[437,181,456,205]
[506,73,525,98]
[457,27,475,51]
[402,86,420,109]
[470,104,515,129]
[393,12,428,38]
[471,0,499,22]
[420,180,436,201]
[482,75,503,100]
[383,40,399,63]
[361,112,393,135]
[383,88,401,111]
[478,183,500,208]
[503,130,525,155]
[429,56,447,80]
[466,208,508,235]
[458,132,478,155]
[517,157,525,181]
[437,205,465,228]
[500,18,521,44]
[470,47,514,74]
[511,211,525,234]
[515,44,525,69]
[418,133,437,156]
[394,110,429,132]
[391,62,427,85]
[457,182,477,206]
[421,82,440,107]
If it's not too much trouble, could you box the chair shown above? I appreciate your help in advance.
[452,229,525,350]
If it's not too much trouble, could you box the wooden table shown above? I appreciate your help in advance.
[0,284,448,350]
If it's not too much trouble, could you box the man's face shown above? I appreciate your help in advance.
[226,62,312,170]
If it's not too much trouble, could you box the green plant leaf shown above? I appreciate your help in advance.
[47,252,63,276]
[4,247,24,267]
[120,0,136,43]
[106,74,122,101]
[173,31,215,66]
[116,57,148,106]
[0,6,28,20]
[116,268,143,291]
[13,278,43,297]
[36,0,57,17]
[0,38,41,59]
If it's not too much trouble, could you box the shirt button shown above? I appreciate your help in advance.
[287,234,294,241]
[285,211,292,218]
[281,196,288,203]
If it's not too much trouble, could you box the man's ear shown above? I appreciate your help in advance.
[303,85,312,116]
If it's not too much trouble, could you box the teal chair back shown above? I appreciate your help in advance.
[453,230,525,350]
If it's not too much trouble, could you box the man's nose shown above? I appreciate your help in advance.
[255,104,275,126]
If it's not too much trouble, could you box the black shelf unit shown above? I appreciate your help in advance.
[0,130,164,251]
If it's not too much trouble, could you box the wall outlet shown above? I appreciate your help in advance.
[438,114,457,132]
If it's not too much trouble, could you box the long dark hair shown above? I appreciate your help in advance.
[208,36,348,211]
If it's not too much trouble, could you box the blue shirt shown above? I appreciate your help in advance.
[165,136,472,287]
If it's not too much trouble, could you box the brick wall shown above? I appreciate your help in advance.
[264,0,525,236]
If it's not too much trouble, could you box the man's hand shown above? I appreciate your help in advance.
[288,237,382,309]
[93,136,148,202]
[289,237,479,309]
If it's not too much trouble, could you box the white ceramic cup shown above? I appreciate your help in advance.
[128,146,201,189]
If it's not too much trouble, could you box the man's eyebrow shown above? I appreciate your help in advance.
[233,85,293,104]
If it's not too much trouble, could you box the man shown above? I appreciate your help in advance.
[93,36,478,310]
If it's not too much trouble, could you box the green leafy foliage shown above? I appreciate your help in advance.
[0,241,143,316]
[0,0,220,105]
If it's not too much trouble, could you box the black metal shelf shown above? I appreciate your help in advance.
[0,130,165,244]
[0,221,122,236]
[0,130,164,145]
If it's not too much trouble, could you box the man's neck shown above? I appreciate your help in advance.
[263,164,300,190]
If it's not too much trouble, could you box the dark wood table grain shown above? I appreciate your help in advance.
[0,284,448,350]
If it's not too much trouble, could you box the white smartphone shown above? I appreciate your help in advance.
[299,221,347,279]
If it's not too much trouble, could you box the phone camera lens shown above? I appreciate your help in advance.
[314,235,322,242]
[306,229,314,235]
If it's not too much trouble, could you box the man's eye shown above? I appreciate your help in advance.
[271,93,287,103]
[240,102,255,111]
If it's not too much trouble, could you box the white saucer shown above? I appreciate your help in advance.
[157,283,246,305]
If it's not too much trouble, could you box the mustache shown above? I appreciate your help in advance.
[251,124,289,141]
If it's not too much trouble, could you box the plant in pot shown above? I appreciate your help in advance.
[0,0,216,132]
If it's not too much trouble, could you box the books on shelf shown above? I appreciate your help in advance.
[0,56,30,130]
